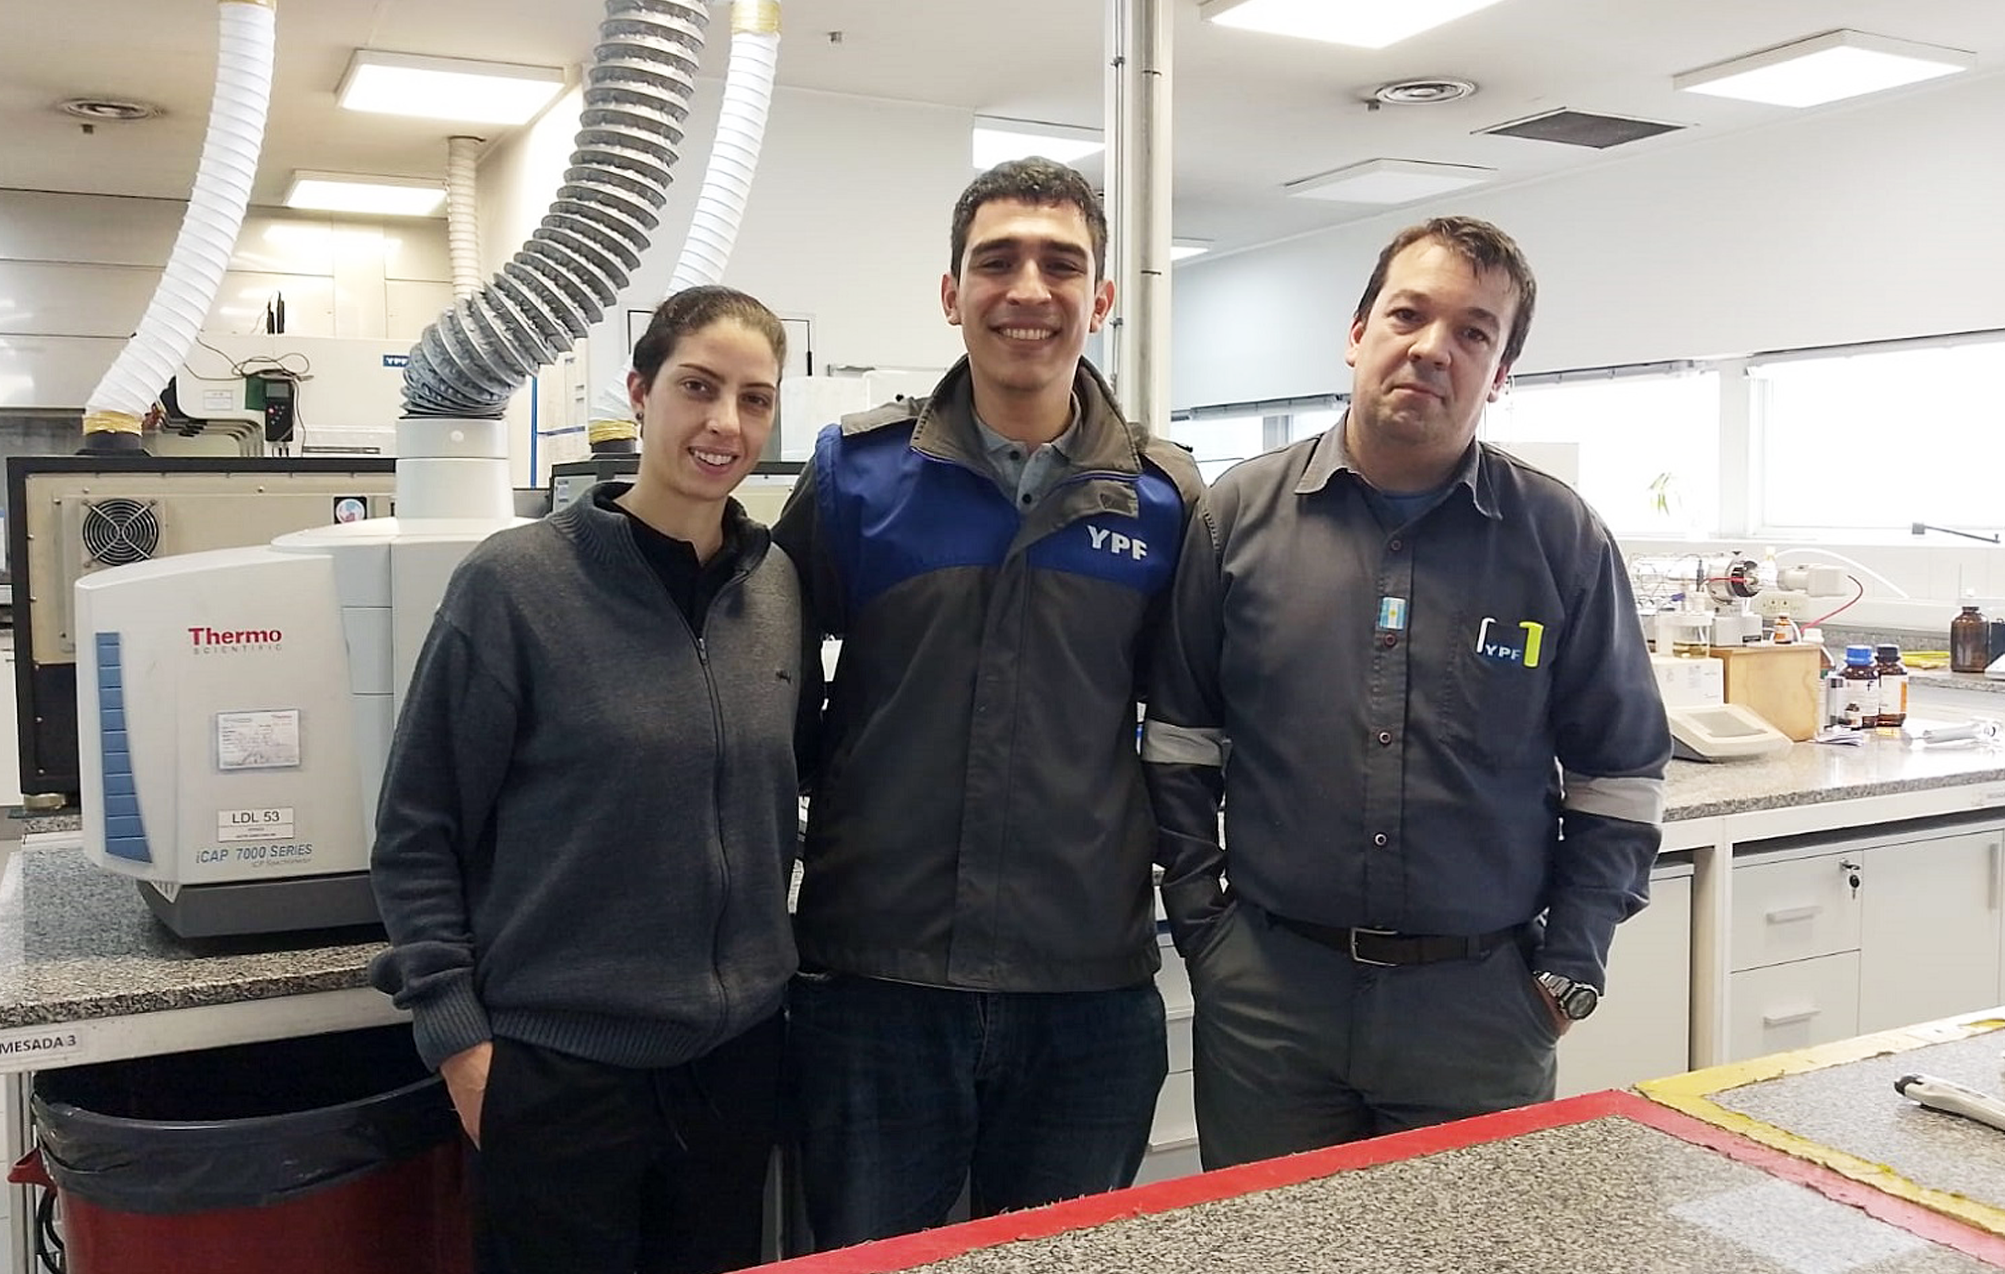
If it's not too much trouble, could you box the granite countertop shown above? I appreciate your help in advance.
[815,1109,1994,1274]
[8,738,2005,1031]
[0,840,384,1029]
[1713,1028,2005,1215]
[1664,734,2005,822]
[1909,669,2005,697]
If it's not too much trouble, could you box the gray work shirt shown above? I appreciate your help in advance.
[974,396,1082,510]
[1142,420,1670,990]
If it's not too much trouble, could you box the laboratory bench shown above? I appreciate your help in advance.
[0,829,395,1274]
[1910,669,2005,698]
[1653,733,2005,1073]
[759,1010,2005,1274]
[0,828,394,1061]
[5,735,2005,1260]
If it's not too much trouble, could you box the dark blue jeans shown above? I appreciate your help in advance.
[787,974,1167,1250]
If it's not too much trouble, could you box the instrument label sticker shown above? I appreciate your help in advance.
[217,807,297,844]
[216,709,302,771]
[0,1025,89,1067]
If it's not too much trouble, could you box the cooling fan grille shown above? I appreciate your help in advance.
[81,498,161,567]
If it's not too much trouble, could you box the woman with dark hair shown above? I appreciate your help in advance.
[370,285,805,1274]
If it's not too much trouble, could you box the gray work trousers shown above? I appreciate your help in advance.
[1189,900,1559,1171]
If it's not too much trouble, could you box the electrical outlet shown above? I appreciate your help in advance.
[1753,589,1813,619]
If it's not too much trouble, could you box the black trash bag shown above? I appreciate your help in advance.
[31,1024,458,1216]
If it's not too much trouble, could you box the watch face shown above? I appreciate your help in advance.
[1560,984,1599,1020]
[1537,972,1599,1020]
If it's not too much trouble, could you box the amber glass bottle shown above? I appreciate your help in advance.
[1874,645,1908,728]
[1952,605,1989,673]
[1840,645,1880,730]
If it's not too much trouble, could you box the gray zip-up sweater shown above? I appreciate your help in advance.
[369,484,804,1070]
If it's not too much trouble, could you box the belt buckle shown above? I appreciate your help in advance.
[1348,926,1398,967]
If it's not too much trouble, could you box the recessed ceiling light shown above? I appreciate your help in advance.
[1674,30,1971,108]
[58,97,163,123]
[1371,78,1478,106]
[285,172,446,218]
[337,50,566,126]
[1170,239,1212,262]
[1200,0,1504,50]
[971,116,1104,170]
[1286,158,1493,204]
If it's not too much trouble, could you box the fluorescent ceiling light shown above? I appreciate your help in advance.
[1286,158,1493,204]
[1199,0,1504,50]
[1674,30,1971,108]
[972,116,1104,170]
[285,172,446,217]
[1170,239,1212,261]
[338,50,566,125]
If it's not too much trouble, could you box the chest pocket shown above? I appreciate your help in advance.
[1439,609,1554,770]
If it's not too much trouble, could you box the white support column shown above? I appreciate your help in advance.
[1104,0,1173,434]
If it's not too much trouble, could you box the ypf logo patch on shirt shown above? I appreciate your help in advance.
[1475,616,1545,668]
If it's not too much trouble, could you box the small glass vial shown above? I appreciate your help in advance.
[1873,644,1908,728]
[1840,645,1880,730]
[1770,611,1799,645]
[1951,604,1989,673]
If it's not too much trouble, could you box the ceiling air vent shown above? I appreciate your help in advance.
[1371,78,1477,106]
[81,498,162,568]
[58,98,162,124]
[1479,108,1685,149]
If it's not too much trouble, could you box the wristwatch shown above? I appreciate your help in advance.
[1533,971,1600,1021]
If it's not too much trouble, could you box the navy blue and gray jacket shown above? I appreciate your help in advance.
[774,357,1203,992]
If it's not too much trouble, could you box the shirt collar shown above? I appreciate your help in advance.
[915,358,1142,477]
[973,393,1082,461]
[1295,412,1502,520]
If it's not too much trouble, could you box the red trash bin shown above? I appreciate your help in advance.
[10,1024,473,1274]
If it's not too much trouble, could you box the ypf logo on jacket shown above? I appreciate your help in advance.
[1028,517,1171,591]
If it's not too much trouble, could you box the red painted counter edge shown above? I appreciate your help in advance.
[758,1089,2005,1271]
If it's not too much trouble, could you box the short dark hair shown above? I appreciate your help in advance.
[949,157,1109,281]
[1354,217,1537,367]
[631,285,786,385]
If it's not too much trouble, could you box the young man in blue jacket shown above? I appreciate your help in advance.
[775,158,1202,1247]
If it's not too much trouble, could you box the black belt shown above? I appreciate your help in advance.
[1267,912,1524,967]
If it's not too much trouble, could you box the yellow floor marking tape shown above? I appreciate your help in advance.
[1637,1013,2005,1236]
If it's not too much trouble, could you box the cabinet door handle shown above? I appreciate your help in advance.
[1764,904,1821,925]
[1762,1007,1821,1028]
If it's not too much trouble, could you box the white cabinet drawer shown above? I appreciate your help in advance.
[1728,952,1860,1061]
[1730,853,1862,970]
[1132,1140,1202,1187]
[1155,939,1192,1015]
[1156,937,1194,1073]
[1165,1006,1193,1075]
[1148,1069,1197,1153]
[1557,872,1692,1096]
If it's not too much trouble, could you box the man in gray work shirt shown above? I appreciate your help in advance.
[1142,215,1669,1168]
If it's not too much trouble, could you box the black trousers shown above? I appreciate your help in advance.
[474,1014,782,1274]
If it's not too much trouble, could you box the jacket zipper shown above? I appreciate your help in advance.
[695,565,755,1034]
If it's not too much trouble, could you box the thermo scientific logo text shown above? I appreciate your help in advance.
[188,626,284,653]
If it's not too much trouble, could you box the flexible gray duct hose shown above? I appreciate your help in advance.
[401,0,707,418]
